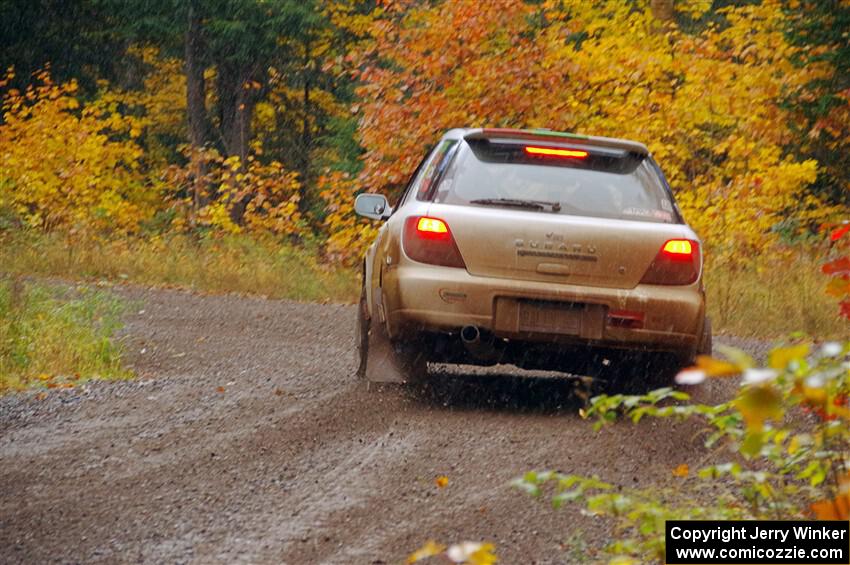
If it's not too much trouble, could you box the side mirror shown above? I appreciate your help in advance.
[354,193,392,220]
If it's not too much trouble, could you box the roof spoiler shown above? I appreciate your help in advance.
[463,128,649,156]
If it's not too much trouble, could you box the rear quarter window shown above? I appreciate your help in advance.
[413,139,458,201]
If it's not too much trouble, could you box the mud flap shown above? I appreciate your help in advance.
[357,285,426,383]
[363,321,408,383]
[355,286,407,383]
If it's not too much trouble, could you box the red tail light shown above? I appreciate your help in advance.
[640,239,700,285]
[403,216,466,268]
[524,146,588,159]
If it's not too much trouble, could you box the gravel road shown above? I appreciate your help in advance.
[0,286,750,564]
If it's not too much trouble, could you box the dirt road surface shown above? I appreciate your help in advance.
[1,287,747,564]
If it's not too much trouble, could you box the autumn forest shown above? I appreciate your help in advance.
[3,2,850,561]
[1,0,849,329]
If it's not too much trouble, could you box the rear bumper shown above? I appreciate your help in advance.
[382,263,704,354]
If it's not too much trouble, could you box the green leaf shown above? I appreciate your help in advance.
[741,431,765,457]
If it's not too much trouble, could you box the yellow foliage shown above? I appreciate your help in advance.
[166,146,303,236]
[407,540,499,565]
[126,46,188,167]
[693,355,742,377]
[768,344,810,369]
[0,70,155,233]
[318,169,379,265]
[406,540,446,564]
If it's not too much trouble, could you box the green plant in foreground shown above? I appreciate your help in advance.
[0,278,131,392]
[515,344,850,564]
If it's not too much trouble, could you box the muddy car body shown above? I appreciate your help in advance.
[355,128,710,388]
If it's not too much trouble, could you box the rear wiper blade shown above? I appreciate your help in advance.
[469,198,561,212]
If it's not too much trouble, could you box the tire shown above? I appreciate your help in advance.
[698,317,713,356]
[356,281,428,384]
[355,284,369,379]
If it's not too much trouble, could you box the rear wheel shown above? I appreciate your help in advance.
[355,284,369,379]
[699,317,713,356]
[356,281,429,384]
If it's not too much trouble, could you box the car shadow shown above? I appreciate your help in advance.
[403,364,597,414]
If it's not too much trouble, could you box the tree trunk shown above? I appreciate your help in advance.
[651,0,675,23]
[217,63,254,164]
[295,37,314,218]
[301,38,312,190]
[217,62,257,224]
[185,2,210,221]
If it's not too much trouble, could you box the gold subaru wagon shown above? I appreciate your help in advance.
[354,128,710,390]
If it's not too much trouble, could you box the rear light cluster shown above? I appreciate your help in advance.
[640,239,701,285]
[607,310,644,329]
[403,216,466,268]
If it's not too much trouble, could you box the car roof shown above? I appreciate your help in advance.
[442,127,649,156]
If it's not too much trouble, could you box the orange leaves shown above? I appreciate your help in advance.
[822,257,850,276]
[800,389,850,422]
[830,224,850,242]
[435,475,449,488]
[822,223,850,319]
[675,353,744,385]
[353,0,826,262]
[672,464,689,478]
[810,494,850,520]
[30,373,77,391]
[355,0,542,196]
[825,277,850,298]
[694,355,742,377]
[811,473,850,520]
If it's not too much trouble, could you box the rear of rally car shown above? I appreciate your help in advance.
[377,129,708,382]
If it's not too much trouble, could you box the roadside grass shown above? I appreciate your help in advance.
[1,231,845,340]
[0,277,131,392]
[0,232,359,304]
[705,251,847,339]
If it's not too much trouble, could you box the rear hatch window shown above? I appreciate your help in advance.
[433,139,679,224]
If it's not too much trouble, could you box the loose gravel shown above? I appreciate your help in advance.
[1,286,751,564]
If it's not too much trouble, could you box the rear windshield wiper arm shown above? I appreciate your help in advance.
[469,198,561,212]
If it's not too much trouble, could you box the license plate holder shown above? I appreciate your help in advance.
[518,300,582,335]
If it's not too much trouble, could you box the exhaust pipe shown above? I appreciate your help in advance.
[460,325,499,363]
[460,325,481,345]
